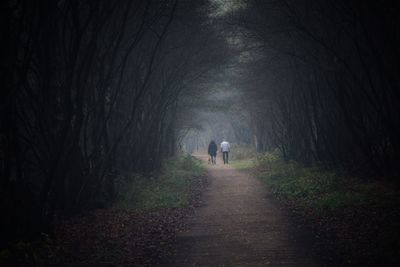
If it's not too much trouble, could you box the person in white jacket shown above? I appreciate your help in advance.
[220,140,231,164]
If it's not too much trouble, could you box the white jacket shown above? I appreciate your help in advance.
[220,141,230,152]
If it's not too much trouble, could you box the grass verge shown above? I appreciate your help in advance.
[114,154,206,210]
[254,152,399,214]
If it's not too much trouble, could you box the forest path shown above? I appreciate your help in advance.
[165,154,320,267]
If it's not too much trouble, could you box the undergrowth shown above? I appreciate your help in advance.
[114,155,205,210]
[232,149,399,215]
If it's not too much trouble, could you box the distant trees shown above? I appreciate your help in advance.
[0,0,226,245]
[233,0,400,177]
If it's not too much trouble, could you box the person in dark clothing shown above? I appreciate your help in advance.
[208,140,218,164]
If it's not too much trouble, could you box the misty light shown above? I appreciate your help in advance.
[209,0,246,17]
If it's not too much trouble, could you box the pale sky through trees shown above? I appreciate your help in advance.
[209,0,246,17]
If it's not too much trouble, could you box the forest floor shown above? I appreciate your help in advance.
[42,156,208,267]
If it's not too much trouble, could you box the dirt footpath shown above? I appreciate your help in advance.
[164,155,320,267]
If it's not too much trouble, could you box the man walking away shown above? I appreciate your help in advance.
[208,140,218,164]
[220,140,230,164]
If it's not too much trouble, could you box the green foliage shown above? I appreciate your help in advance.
[114,155,205,210]
[256,150,281,166]
[255,152,399,215]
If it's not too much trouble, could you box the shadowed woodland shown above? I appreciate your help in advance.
[1,0,400,266]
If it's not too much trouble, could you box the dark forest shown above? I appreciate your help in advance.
[1,0,400,266]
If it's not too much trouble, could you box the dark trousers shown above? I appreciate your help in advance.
[210,154,216,164]
[222,151,229,164]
